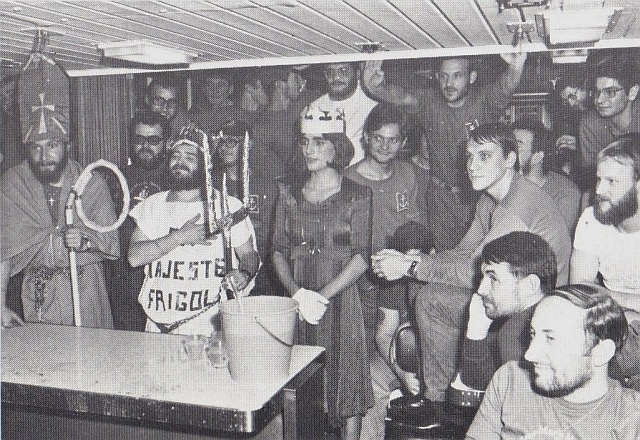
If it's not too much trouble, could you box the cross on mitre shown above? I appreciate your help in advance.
[32,92,56,135]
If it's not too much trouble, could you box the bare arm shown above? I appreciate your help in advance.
[362,60,419,110]
[569,248,600,285]
[128,213,209,268]
[497,52,527,96]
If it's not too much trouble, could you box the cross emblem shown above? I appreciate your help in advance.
[31,93,55,135]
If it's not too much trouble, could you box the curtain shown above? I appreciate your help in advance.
[71,74,134,168]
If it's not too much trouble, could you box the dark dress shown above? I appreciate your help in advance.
[272,177,374,427]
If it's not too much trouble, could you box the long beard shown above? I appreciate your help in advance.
[131,149,165,170]
[594,185,638,225]
[29,154,68,184]
[168,166,202,191]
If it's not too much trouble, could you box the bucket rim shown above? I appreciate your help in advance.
[220,296,298,316]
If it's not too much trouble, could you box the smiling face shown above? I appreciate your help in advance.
[594,157,639,225]
[168,143,202,190]
[593,77,635,118]
[366,123,406,165]
[524,296,595,397]
[466,139,516,192]
[300,133,336,172]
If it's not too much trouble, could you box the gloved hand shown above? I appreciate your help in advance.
[292,288,329,325]
[466,293,494,340]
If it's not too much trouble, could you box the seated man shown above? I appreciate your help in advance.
[466,285,640,439]
[372,123,572,419]
[570,133,640,389]
[512,118,582,233]
[451,231,557,404]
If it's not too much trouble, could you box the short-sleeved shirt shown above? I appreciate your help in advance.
[573,207,640,295]
[345,160,422,312]
[415,82,512,188]
[579,100,640,176]
[130,190,255,335]
[466,360,640,440]
[307,84,378,165]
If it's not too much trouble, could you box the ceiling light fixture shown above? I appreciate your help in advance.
[97,40,198,67]
[534,7,623,46]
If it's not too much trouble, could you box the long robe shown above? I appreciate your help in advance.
[1,160,119,328]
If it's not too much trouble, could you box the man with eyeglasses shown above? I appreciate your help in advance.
[343,103,427,439]
[306,62,378,165]
[213,120,280,296]
[579,55,640,183]
[145,74,191,139]
[111,110,171,331]
[1,67,119,328]
[363,53,527,253]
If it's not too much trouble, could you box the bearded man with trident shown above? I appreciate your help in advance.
[128,125,260,335]
[1,33,120,328]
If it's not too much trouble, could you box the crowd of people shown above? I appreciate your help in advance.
[2,48,640,439]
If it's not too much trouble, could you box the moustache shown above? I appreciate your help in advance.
[37,161,58,167]
[137,147,156,157]
[595,195,611,204]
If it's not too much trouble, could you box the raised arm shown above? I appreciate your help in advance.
[362,60,419,110]
[497,51,528,96]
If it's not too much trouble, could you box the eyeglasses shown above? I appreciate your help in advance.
[132,135,164,146]
[219,136,244,147]
[323,66,353,80]
[590,86,625,100]
[370,134,403,147]
[152,96,178,109]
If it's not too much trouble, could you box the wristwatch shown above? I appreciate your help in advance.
[406,259,421,279]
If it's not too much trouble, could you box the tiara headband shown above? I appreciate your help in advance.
[300,107,345,134]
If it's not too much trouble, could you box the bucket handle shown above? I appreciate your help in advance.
[254,315,294,348]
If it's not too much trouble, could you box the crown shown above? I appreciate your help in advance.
[300,107,345,134]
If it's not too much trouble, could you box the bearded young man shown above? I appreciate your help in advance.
[306,62,378,165]
[1,113,119,328]
[466,285,640,439]
[127,126,260,335]
[570,133,640,390]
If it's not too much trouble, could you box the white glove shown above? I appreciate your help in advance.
[466,293,494,340]
[293,288,329,325]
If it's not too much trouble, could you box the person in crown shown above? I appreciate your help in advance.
[272,107,373,439]
[127,125,260,335]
